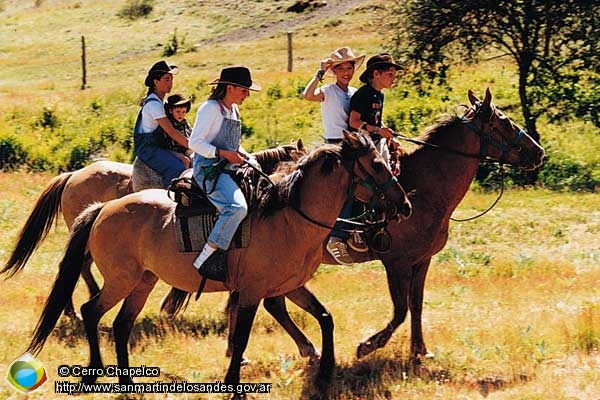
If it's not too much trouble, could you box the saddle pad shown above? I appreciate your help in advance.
[174,206,251,252]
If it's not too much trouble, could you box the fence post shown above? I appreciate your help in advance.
[81,35,87,90]
[287,31,293,72]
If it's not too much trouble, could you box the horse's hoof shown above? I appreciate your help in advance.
[64,310,83,321]
[240,357,251,366]
[356,340,374,359]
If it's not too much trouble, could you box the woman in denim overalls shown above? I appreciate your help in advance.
[188,66,261,281]
[133,60,190,188]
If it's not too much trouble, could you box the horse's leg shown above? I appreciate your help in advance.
[263,295,320,362]
[224,303,258,399]
[357,258,413,359]
[284,286,334,397]
[80,278,138,384]
[113,271,158,384]
[225,291,238,358]
[409,259,434,358]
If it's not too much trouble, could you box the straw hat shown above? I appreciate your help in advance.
[209,66,261,91]
[322,47,365,76]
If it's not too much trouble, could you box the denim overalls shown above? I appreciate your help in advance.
[192,102,248,250]
[133,97,186,188]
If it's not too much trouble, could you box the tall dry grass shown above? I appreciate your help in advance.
[0,173,598,399]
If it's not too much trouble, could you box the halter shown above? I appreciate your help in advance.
[291,141,402,231]
[460,101,527,164]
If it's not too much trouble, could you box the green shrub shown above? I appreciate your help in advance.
[117,0,154,20]
[37,107,60,131]
[162,28,185,57]
[538,152,598,192]
[0,134,28,170]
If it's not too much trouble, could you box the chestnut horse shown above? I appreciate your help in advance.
[25,131,412,397]
[1,141,306,317]
[177,88,545,362]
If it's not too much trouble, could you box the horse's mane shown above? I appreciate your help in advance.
[418,111,462,145]
[259,138,370,217]
[252,145,296,175]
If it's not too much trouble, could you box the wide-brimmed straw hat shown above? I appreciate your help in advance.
[359,53,403,83]
[166,93,191,112]
[209,66,261,91]
[144,60,179,87]
[322,47,365,77]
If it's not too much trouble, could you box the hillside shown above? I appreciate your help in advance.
[0,0,599,178]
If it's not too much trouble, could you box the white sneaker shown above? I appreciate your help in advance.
[347,231,369,253]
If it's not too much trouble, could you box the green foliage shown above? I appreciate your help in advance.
[36,107,60,131]
[387,1,600,138]
[162,28,185,57]
[117,0,154,20]
[538,152,598,192]
[0,134,28,170]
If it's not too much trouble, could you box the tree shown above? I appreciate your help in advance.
[388,0,600,142]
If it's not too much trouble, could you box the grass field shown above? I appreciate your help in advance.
[0,172,598,399]
[1,1,599,399]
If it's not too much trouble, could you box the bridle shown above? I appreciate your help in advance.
[394,101,531,222]
[291,141,403,231]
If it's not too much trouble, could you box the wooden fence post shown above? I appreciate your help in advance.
[287,31,293,72]
[81,35,87,90]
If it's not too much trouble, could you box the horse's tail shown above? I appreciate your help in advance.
[160,287,192,318]
[27,202,104,356]
[1,172,72,278]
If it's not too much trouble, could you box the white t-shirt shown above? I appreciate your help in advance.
[140,93,166,133]
[189,99,240,158]
[320,83,357,140]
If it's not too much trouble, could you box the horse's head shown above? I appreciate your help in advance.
[341,130,412,222]
[282,138,307,162]
[465,88,545,171]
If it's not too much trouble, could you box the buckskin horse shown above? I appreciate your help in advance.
[1,141,306,318]
[25,131,412,398]
[164,88,545,363]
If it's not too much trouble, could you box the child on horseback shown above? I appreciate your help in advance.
[133,61,190,188]
[302,47,368,264]
[349,53,403,166]
[163,93,194,169]
[189,66,261,282]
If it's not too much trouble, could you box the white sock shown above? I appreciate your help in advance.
[193,244,216,270]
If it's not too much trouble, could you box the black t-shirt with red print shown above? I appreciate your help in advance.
[349,84,384,141]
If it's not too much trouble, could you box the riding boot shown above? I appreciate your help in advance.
[195,249,228,282]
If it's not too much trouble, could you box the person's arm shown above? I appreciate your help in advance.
[302,60,331,101]
[156,117,189,148]
[349,110,394,138]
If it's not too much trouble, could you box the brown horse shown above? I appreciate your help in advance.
[185,88,545,363]
[25,131,412,397]
[1,141,306,317]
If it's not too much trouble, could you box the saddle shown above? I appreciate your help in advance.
[168,164,269,252]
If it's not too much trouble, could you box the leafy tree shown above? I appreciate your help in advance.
[388,0,600,141]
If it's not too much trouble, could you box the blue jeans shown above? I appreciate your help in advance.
[330,196,353,240]
[134,132,185,188]
[193,163,248,250]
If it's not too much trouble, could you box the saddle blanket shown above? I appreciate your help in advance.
[174,206,251,252]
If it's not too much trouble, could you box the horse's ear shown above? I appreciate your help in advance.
[483,88,492,106]
[343,130,360,147]
[468,89,479,105]
[296,138,304,151]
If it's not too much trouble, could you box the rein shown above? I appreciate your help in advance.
[288,150,396,231]
[450,165,505,222]
[392,105,522,222]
